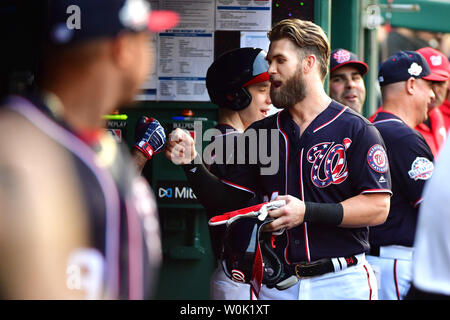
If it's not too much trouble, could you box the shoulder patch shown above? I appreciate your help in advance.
[367,144,388,173]
[408,157,434,181]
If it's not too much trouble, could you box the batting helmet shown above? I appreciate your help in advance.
[209,201,296,297]
[206,47,270,111]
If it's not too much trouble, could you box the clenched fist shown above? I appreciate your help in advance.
[165,128,198,165]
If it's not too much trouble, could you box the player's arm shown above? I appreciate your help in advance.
[165,128,253,215]
[132,148,149,172]
[133,116,166,173]
[339,193,390,227]
[264,192,390,231]
[337,123,391,227]
[398,134,434,208]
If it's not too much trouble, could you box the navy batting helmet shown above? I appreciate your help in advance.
[209,201,296,297]
[206,47,270,111]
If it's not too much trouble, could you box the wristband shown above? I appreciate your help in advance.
[304,202,343,225]
[134,142,154,160]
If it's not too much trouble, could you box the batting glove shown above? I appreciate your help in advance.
[134,116,166,160]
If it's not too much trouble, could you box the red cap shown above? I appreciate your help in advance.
[417,47,450,82]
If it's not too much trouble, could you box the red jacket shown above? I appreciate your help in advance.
[439,99,450,133]
[415,107,446,158]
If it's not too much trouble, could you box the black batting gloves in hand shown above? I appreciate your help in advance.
[134,116,166,160]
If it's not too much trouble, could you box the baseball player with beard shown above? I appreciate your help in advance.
[166,18,392,300]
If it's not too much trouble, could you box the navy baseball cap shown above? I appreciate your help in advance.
[48,0,179,45]
[330,49,369,75]
[378,51,431,87]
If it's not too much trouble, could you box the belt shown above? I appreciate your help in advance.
[370,246,380,256]
[293,255,359,278]
[369,245,413,260]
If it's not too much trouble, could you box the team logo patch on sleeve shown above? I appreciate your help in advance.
[408,157,434,181]
[367,144,388,173]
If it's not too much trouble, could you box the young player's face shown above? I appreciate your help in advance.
[267,38,306,108]
[239,81,271,128]
[329,66,366,113]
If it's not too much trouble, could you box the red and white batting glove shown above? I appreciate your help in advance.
[134,116,166,160]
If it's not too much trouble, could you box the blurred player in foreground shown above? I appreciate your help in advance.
[0,0,178,299]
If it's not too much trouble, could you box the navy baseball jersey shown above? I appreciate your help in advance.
[6,95,161,299]
[206,123,261,259]
[369,111,434,248]
[222,101,392,262]
[207,123,241,180]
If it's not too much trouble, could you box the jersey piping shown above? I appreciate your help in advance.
[7,96,122,298]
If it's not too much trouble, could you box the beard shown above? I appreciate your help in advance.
[270,67,307,109]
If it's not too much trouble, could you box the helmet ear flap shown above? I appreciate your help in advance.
[259,233,283,285]
[223,87,252,111]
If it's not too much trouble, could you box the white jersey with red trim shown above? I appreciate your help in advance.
[222,100,392,262]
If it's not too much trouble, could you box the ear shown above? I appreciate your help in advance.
[225,92,236,102]
[405,77,416,95]
[302,54,316,75]
[110,33,135,70]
